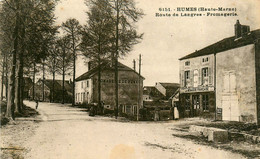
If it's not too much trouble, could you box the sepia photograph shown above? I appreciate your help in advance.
[0,0,260,158]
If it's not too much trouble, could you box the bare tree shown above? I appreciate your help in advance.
[56,36,73,104]
[62,18,82,106]
[107,0,144,118]
[81,0,114,113]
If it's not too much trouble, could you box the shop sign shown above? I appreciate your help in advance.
[180,86,214,93]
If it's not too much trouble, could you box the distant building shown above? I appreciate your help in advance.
[0,76,33,100]
[155,82,180,100]
[143,83,180,102]
[23,77,33,99]
[179,20,260,124]
[75,62,144,116]
[29,79,72,103]
[143,86,164,102]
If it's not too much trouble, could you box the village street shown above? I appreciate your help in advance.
[1,101,246,159]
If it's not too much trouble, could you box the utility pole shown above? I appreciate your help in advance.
[133,59,136,71]
[137,54,141,121]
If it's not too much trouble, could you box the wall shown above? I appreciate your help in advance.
[75,79,92,104]
[92,69,143,109]
[155,83,166,96]
[216,44,257,122]
[179,54,215,93]
[255,40,260,125]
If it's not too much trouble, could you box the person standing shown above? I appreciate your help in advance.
[174,103,179,120]
[35,100,39,109]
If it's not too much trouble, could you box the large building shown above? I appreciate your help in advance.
[0,77,33,100]
[75,62,144,115]
[29,79,72,103]
[179,20,260,124]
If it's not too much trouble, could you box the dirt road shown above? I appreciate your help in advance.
[1,101,246,159]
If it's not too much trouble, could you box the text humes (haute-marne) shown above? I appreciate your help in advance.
[155,7,238,17]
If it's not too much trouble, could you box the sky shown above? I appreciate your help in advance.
[54,0,260,86]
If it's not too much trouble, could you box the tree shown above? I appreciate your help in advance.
[62,18,82,106]
[107,0,144,118]
[81,0,114,113]
[0,0,58,119]
[56,36,73,104]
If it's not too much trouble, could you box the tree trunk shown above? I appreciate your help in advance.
[62,52,65,104]
[72,30,76,107]
[98,37,102,114]
[19,23,25,109]
[42,62,45,102]
[1,53,5,101]
[5,56,8,100]
[32,62,36,100]
[6,1,19,120]
[114,0,119,118]
[15,58,21,114]
[52,71,55,103]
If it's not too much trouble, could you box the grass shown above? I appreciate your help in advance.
[172,133,260,158]
[0,100,39,127]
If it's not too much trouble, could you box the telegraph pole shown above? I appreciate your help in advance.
[137,54,141,121]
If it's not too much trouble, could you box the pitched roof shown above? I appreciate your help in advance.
[76,62,144,81]
[143,86,164,98]
[159,83,180,89]
[43,79,72,93]
[179,29,260,60]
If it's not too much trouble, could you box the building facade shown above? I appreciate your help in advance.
[179,20,260,124]
[75,62,144,116]
[29,79,72,103]
[155,82,180,99]
[179,54,215,118]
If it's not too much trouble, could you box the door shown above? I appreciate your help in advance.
[192,95,200,117]
[222,72,239,121]
[222,95,240,121]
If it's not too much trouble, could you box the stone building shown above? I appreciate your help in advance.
[179,20,260,124]
[75,62,144,115]
[29,79,72,103]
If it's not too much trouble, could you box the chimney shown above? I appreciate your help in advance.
[88,61,91,71]
[235,20,250,38]
[133,59,136,71]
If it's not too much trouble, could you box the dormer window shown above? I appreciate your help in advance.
[185,61,190,66]
[202,57,209,63]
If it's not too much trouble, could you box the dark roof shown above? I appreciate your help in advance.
[159,83,180,89]
[76,62,144,81]
[24,77,33,90]
[42,79,72,92]
[143,86,164,98]
[179,29,260,60]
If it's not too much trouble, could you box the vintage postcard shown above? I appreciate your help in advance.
[0,0,260,158]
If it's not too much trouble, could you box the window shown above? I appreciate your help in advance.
[86,92,89,102]
[81,82,83,88]
[81,93,83,101]
[87,80,89,87]
[202,57,209,63]
[185,95,190,110]
[223,72,236,93]
[184,71,190,87]
[192,95,200,109]
[202,67,208,85]
[202,95,209,111]
[185,61,190,66]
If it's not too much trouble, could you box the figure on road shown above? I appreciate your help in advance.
[35,100,39,109]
